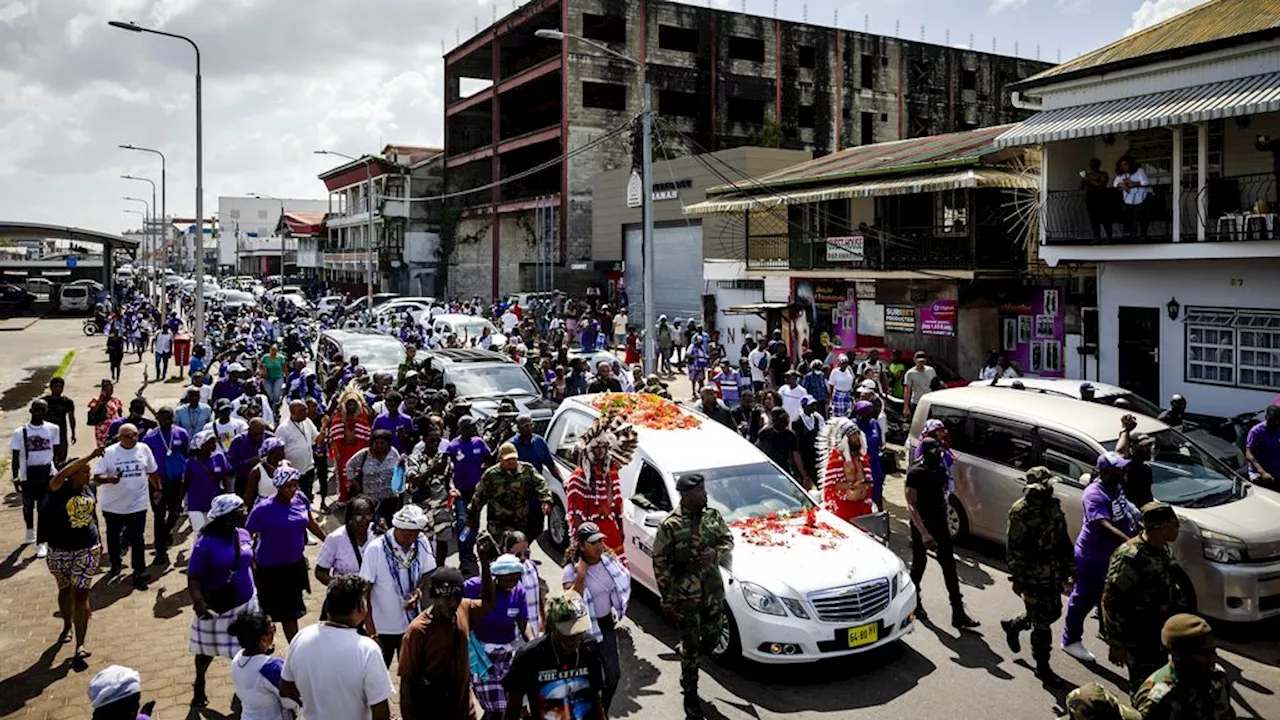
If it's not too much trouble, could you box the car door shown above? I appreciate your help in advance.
[951,412,1036,540]
[1034,428,1100,540]
[622,459,672,591]
[544,409,594,544]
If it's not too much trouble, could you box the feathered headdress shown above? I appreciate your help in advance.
[817,417,863,464]
[577,412,639,473]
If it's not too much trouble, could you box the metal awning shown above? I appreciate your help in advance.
[996,71,1280,148]
[684,168,1036,215]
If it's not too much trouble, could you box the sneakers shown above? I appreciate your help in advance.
[22,528,36,546]
[1000,619,1022,653]
[36,543,48,558]
[1062,641,1097,663]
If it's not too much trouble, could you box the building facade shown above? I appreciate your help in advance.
[996,0,1280,416]
[442,0,1052,301]
[214,196,328,275]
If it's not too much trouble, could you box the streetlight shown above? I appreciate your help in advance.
[109,20,204,341]
[122,174,156,297]
[123,198,151,273]
[535,28,655,375]
[247,193,287,282]
[120,144,167,314]
[315,149,375,307]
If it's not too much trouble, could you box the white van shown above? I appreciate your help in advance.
[58,284,92,314]
[908,386,1280,623]
[542,394,917,664]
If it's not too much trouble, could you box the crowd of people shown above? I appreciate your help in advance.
[6,278,1241,720]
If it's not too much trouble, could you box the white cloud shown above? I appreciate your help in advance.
[1127,0,1209,34]
[989,0,1029,13]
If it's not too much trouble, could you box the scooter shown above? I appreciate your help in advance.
[82,317,105,336]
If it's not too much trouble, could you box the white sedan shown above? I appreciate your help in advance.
[432,313,508,349]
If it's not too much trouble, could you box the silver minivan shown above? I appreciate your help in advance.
[908,386,1280,623]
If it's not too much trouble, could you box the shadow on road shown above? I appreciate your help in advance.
[0,545,36,581]
[921,615,1014,680]
[1218,618,1280,669]
[154,586,193,619]
[0,640,73,716]
[1220,657,1273,720]
[609,626,663,718]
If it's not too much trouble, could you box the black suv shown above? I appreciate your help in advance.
[420,348,555,432]
[316,328,406,383]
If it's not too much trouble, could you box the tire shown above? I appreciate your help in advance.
[947,495,970,542]
[82,321,97,336]
[710,601,742,662]
[546,498,569,551]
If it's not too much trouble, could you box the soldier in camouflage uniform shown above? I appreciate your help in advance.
[1056,683,1141,720]
[1000,466,1075,685]
[652,473,734,720]
[1101,502,1187,699]
[467,442,551,540]
[641,375,673,400]
[1134,613,1236,719]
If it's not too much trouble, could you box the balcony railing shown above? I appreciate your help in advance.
[1045,173,1277,246]
[746,225,1023,272]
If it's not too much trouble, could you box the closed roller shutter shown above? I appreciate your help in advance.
[624,223,704,331]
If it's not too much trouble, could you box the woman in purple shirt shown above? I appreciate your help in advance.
[187,494,256,708]
[463,553,529,717]
[182,431,232,535]
[246,466,326,643]
[1061,451,1140,663]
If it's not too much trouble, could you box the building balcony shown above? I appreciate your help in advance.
[746,226,1024,273]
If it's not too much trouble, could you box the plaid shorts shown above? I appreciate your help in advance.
[47,545,101,590]
[473,644,515,713]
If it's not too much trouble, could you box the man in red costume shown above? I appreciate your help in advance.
[565,414,637,566]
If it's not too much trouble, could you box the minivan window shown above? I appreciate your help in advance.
[968,415,1034,470]
[63,287,87,297]
[927,405,970,449]
[634,463,672,512]
[1103,428,1238,507]
[1039,429,1098,487]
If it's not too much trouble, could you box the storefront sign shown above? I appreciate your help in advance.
[825,235,865,263]
[792,279,858,359]
[919,299,957,336]
[855,281,876,300]
[626,172,643,209]
[627,175,692,208]
[884,305,917,333]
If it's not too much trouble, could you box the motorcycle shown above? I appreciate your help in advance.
[82,317,105,336]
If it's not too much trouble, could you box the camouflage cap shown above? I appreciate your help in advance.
[1025,466,1055,487]
[1063,683,1141,720]
[545,590,591,636]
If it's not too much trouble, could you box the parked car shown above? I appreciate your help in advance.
[343,293,401,315]
[315,328,406,380]
[373,297,435,323]
[24,277,54,297]
[431,313,507,349]
[540,394,916,663]
[908,386,1280,623]
[968,377,1245,470]
[57,284,92,314]
[0,283,36,317]
[217,289,257,310]
[419,348,554,430]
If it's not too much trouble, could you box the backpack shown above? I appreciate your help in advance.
[755,352,769,372]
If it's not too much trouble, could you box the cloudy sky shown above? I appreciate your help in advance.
[0,0,1205,234]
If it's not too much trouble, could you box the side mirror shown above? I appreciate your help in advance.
[643,512,667,528]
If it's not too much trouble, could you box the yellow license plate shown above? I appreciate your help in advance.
[847,623,879,648]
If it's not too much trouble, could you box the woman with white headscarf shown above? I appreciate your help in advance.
[247,436,287,504]
[88,664,151,720]
[246,466,326,643]
[187,493,256,708]
[358,503,437,668]
[182,430,232,535]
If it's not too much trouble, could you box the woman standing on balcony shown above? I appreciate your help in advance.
[1081,158,1113,240]
[1114,155,1153,240]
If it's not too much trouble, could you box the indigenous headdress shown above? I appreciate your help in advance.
[576,412,639,475]
[817,417,864,467]
[337,381,367,413]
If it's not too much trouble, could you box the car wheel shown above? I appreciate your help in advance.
[710,602,742,662]
[947,495,970,541]
[546,499,569,550]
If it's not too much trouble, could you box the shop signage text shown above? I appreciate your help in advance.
[884,305,917,333]
[826,235,865,263]
[920,299,957,336]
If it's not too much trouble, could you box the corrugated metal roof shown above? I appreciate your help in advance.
[1018,0,1280,88]
[686,168,1037,215]
[996,71,1280,148]
[707,125,1017,195]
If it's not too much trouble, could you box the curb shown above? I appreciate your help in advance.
[0,315,44,332]
[53,350,77,378]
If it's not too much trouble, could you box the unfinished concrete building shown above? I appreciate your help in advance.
[442,0,1053,300]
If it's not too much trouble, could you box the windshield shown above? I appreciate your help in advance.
[345,339,405,370]
[1094,392,1163,418]
[222,291,253,304]
[445,364,540,399]
[455,321,496,338]
[699,462,814,523]
[1103,428,1238,507]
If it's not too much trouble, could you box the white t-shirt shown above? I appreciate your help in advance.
[501,311,519,333]
[904,365,939,406]
[778,384,811,423]
[155,331,174,354]
[316,525,374,578]
[828,367,855,394]
[10,422,60,480]
[95,443,158,515]
[281,623,394,720]
[229,652,295,720]
[359,533,437,636]
[748,349,769,383]
[612,314,628,336]
[275,418,318,473]
[206,417,249,453]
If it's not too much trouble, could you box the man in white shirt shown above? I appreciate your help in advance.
[612,310,628,349]
[500,307,519,335]
[11,399,61,556]
[747,339,770,392]
[902,351,939,413]
[276,399,319,504]
[777,370,812,423]
[281,575,394,720]
[855,349,889,394]
[360,505,437,668]
[93,423,160,589]
[1114,155,1152,239]
[153,326,174,379]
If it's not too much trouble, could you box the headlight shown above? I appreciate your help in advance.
[780,597,810,619]
[892,565,913,599]
[741,582,787,616]
[1201,529,1247,564]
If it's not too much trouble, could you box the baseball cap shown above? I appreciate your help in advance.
[859,379,878,391]
[545,590,592,636]
[497,442,519,461]
[1097,451,1130,470]
[576,521,606,544]
[1079,381,1096,392]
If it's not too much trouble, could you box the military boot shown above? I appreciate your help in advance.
[1000,618,1022,653]
[1033,656,1067,688]
[951,605,981,630]
[680,668,705,720]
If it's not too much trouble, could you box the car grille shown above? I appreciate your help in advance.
[807,579,891,623]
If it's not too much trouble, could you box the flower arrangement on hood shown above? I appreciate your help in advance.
[589,393,701,430]
[729,507,846,551]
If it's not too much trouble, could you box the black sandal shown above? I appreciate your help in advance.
[58,627,73,644]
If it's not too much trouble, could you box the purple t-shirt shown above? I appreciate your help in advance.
[1075,481,1139,562]
[245,493,310,567]
[447,436,491,494]
[464,576,527,645]
[373,412,416,453]
[228,431,272,482]
[188,528,255,608]
[1246,423,1280,479]
[142,425,191,484]
[184,451,232,512]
